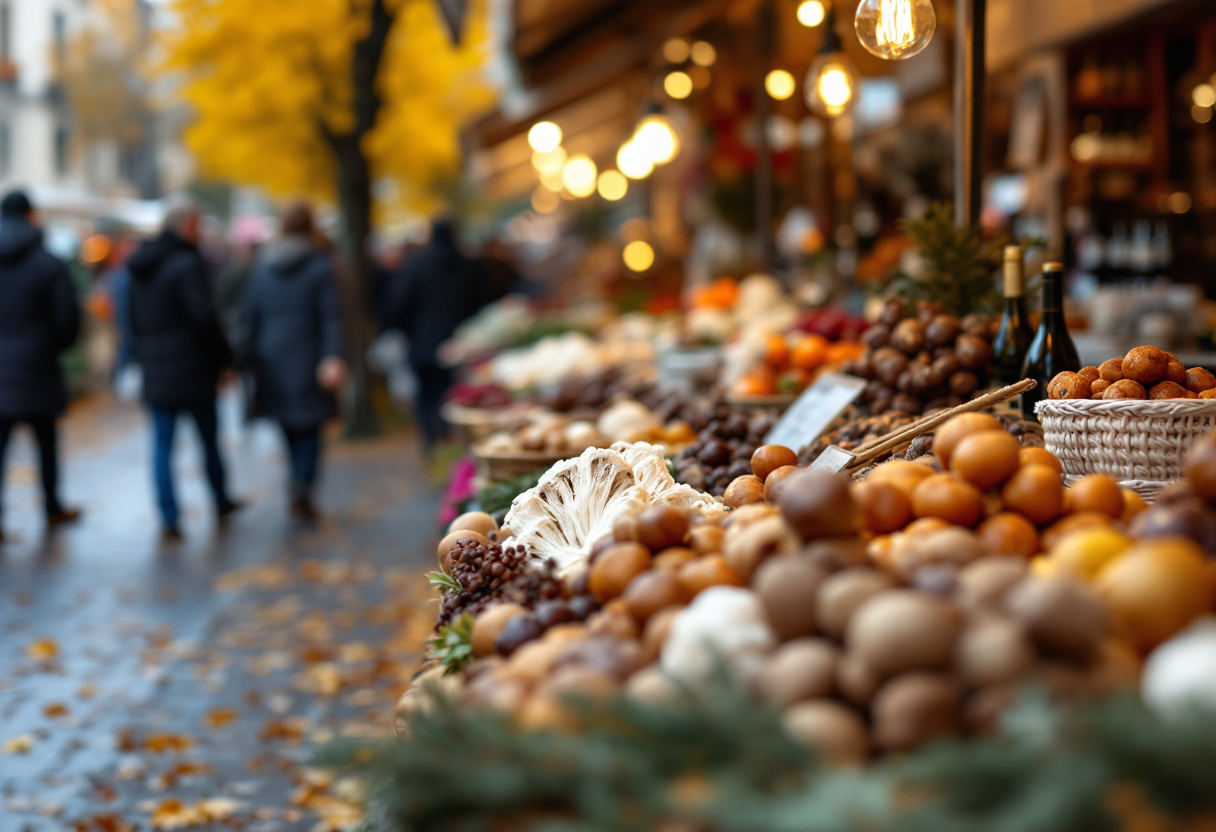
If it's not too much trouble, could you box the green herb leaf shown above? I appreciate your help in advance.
[427,571,461,594]
[426,614,475,675]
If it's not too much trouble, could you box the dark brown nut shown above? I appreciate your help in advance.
[861,379,888,404]
[1185,367,1216,394]
[960,314,993,338]
[1047,371,1092,400]
[1090,379,1110,397]
[1103,379,1146,400]
[1098,358,1125,382]
[869,390,893,415]
[1149,380,1190,400]
[862,323,891,350]
[1165,360,1187,385]
[910,365,939,394]
[1121,346,1169,385]
[948,370,979,398]
[954,335,992,371]
[850,353,874,380]
[872,347,909,387]
[931,353,960,378]
[1077,366,1100,382]
[925,315,962,348]
[891,393,923,415]
[896,369,915,394]
[916,300,947,325]
[879,298,907,327]
[890,319,927,355]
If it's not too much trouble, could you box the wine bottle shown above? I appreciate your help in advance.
[992,245,1034,389]
[1020,262,1081,421]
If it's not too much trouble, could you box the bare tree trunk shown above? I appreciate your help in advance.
[327,0,395,438]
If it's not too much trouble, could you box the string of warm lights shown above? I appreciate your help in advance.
[523,0,940,271]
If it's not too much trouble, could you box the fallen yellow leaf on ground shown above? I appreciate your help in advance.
[3,734,34,754]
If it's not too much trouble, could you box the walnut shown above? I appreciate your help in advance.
[1048,371,1092,400]
[1165,360,1186,385]
[1077,366,1100,382]
[1184,367,1216,394]
[1090,379,1110,397]
[1103,379,1147,400]
[1121,346,1169,385]
[1149,381,1190,400]
[1098,358,1125,382]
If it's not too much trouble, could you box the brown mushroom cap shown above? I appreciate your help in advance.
[953,617,1036,689]
[782,701,869,766]
[816,568,897,640]
[753,638,840,707]
[1005,576,1109,662]
[754,555,829,640]
[471,603,529,657]
[872,672,961,753]
[846,590,963,679]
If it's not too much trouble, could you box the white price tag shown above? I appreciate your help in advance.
[764,373,868,450]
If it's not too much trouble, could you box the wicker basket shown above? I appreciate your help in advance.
[441,403,532,448]
[472,447,567,485]
[1035,398,1216,499]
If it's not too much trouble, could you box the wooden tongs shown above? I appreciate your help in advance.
[810,379,1037,474]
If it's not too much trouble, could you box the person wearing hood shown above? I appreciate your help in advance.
[127,196,243,540]
[0,190,82,538]
[381,218,490,450]
[241,201,344,520]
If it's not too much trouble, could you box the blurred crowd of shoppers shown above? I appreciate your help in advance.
[0,188,515,542]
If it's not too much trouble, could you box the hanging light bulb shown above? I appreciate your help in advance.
[634,115,679,165]
[796,0,827,27]
[854,0,935,61]
[527,121,562,153]
[663,71,693,99]
[617,141,655,179]
[622,240,655,272]
[805,11,860,117]
[561,154,597,197]
[765,69,796,101]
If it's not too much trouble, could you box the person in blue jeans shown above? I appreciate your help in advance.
[126,196,245,540]
[242,201,343,521]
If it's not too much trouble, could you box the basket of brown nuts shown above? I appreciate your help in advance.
[1036,345,1216,498]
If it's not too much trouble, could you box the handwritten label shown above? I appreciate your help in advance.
[764,373,868,450]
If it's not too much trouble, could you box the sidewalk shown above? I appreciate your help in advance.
[0,395,441,831]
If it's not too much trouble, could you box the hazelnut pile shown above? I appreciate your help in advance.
[672,410,780,496]
[842,299,995,417]
[1048,346,1216,401]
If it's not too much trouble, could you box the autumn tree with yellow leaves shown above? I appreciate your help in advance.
[160,0,496,433]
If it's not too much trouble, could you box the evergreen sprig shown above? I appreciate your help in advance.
[889,203,1042,318]
[424,614,474,675]
[318,685,1216,832]
[426,571,460,594]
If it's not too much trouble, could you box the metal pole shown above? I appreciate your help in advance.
[754,0,775,270]
[954,0,986,226]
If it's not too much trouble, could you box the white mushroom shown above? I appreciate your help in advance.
[612,441,720,513]
[1142,617,1216,717]
[504,447,648,575]
[660,586,777,685]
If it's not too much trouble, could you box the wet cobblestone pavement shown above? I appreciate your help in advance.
[0,397,440,831]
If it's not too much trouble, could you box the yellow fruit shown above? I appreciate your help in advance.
[1030,556,1056,577]
[867,460,935,498]
[1048,527,1132,581]
[1121,489,1148,524]
[1096,537,1216,652]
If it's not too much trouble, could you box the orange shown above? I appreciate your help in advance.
[1121,489,1148,524]
[950,431,1022,490]
[912,474,984,528]
[1039,511,1114,551]
[1049,527,1132,581]
[777,368,813,395]
[977,512,1040,558]
[933,413,1005,469]
[1066,474,1124,520]
[734,372,777,397]
[677,555,744,596]
[1018,447,1063,474]
[825,341,866,365]
[1001,464,1064,525]
[851,480,914,535]
[1097,538,1216,651]
[763,334,791,369]
[791,335,829,371]
[867,460,936,498]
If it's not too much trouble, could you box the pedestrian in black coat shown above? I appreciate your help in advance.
[0,191,82,536]
[381,219,491,449]
[127,196,243,539]
[242,202,344,520]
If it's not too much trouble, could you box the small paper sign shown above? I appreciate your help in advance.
[764,373,868,450]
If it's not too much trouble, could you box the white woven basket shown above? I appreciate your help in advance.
[1035,398,1216,499]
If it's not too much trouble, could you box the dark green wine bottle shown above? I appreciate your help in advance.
[992,245,1035,388]
[1020,262,1080,421]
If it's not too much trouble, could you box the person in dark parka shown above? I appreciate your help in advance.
[127,196,243,539]
[242,201,344,520]
[381,219,490,450]
[0,190,82,537]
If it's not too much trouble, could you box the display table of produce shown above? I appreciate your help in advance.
[318,396,1216,830]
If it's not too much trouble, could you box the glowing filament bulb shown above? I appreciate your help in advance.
[854,0,935,60]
